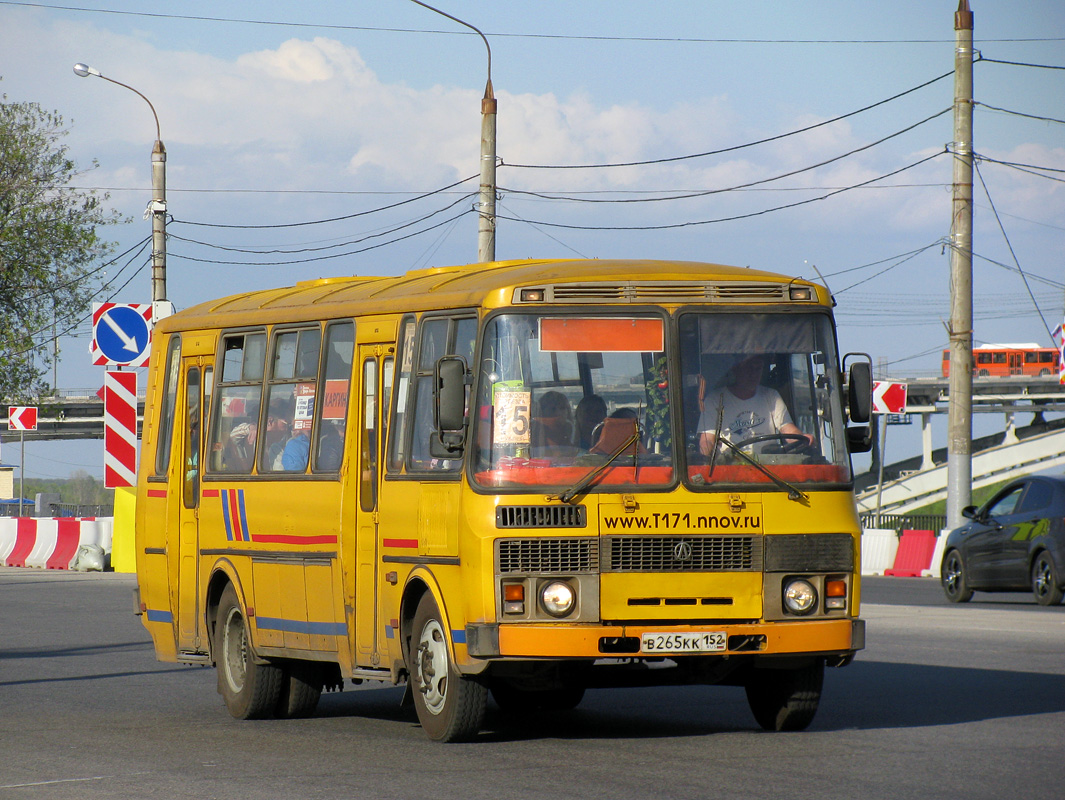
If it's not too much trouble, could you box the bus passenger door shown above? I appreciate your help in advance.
[177,359,211,653]
[354,346,392,667]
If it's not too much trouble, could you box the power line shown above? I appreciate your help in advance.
[502,71,953,170]
[6,3,1062,45]
[496,150,945,232]
[978,56,1065,71]
[976,102,1065,127]
[168,192,475,255]
[501,108,950,205]
[973,160,1056,345]
[169,208,473,266]
[171,173,478,230]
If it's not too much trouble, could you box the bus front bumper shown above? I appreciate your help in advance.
[465,617,864,660]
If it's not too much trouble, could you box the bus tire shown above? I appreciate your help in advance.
[1032,551,1063,606]
[276,661,324,719]
[215,584,282,720]
[409,593,487,742]
[744,658,824,732]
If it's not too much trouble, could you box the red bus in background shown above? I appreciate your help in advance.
[942,344,1060,377]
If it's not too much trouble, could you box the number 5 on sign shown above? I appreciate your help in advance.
[493,390,531,445]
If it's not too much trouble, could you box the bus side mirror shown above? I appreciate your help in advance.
[431,355,469,457]
[846,425,872,453]
[847,361,872,424]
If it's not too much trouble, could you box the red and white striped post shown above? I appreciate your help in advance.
[104,371,138,488]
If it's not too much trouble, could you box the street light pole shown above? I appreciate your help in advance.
[407,1,496,262]
[73,63,168,305]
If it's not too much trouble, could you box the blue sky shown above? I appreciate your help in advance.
[1,1,1062,479]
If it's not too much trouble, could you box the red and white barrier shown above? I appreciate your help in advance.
[0,517,114,570]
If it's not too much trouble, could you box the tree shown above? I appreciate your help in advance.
[0,90,123,400]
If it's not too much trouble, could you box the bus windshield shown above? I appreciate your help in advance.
[679,311,851,489]
[472,313,673,490]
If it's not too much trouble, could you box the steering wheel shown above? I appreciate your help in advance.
[732,432,811,455]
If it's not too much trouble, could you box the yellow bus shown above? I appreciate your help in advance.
[134,258,872,741]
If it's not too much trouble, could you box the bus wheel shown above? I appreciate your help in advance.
[1032,552,1064,606]
[276,661,324,719]
[744,658,824,732]
[491,682,585,713]
[409,593,487,742]
[215,584,282,720]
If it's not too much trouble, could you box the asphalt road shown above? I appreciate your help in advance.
[1,569,1063,800]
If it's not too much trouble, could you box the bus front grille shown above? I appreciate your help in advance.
[496,505,587,529]
[497,537,599,574]
[604,535,763,572]
[763,533,854,572]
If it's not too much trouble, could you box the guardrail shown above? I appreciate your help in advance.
[858,513,947,533]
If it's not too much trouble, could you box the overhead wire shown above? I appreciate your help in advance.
[973,159,1057,345]
[495,150,946,232]
[502,71,954,171]
[502,108,950,205]
[171,173,479,230]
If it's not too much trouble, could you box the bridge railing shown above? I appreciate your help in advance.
[859,512,948,534]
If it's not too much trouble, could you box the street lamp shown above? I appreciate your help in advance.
[73,63,169,307]
[408,2,497,262]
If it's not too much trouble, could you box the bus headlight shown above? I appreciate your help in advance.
[540,581,576,618]
[783,579,818,616]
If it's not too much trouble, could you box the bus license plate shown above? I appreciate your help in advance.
[641,631,727,654]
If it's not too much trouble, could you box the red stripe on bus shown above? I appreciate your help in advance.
[147,489,168,498]
[227,490,244,542]
[383,538,418,549]
[201,489,220,498]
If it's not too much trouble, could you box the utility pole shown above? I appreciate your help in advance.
[947,0,975,529]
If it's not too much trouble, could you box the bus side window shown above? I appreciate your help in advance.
[154,335,182,476]
[408,315,476,471]
[387,317,416,472]
[207,331,266,474]
[262,326,321,474]
[313,321,354,473]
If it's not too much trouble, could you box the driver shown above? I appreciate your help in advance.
[697,354,812,456]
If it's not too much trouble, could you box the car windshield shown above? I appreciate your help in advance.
[678,311,851,489]
[471,313,673,490]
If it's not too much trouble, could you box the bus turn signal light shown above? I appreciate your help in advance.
[503,583,525,614]
[825,579,847,610]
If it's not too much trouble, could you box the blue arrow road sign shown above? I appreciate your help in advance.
[95,305,151,365]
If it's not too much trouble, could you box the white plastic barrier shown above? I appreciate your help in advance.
[861,528,900,575]
[924,529,950,579]
[0,517,114,570]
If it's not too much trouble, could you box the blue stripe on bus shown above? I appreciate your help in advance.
[220,490,234,541]
[236,489,251,542]
[451,629,466,644]
[254,617,347,636]
[145,609,173,623]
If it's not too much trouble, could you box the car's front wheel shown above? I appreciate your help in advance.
[942,550,973,603]
[1031,551,1063,606]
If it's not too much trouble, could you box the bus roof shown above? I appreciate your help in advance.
[157,258,827,332]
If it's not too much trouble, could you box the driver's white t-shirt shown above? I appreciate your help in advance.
[697,386,793,445]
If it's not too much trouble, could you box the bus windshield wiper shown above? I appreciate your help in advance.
[716,437,809,503]
[554,428,641,505]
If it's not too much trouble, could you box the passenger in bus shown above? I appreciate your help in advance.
[317,420,346,471]
[262,398,292,469]
[280,426,311,471]
[530,391,577,458]
[575,394,607,451]
[697,354,812,455]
